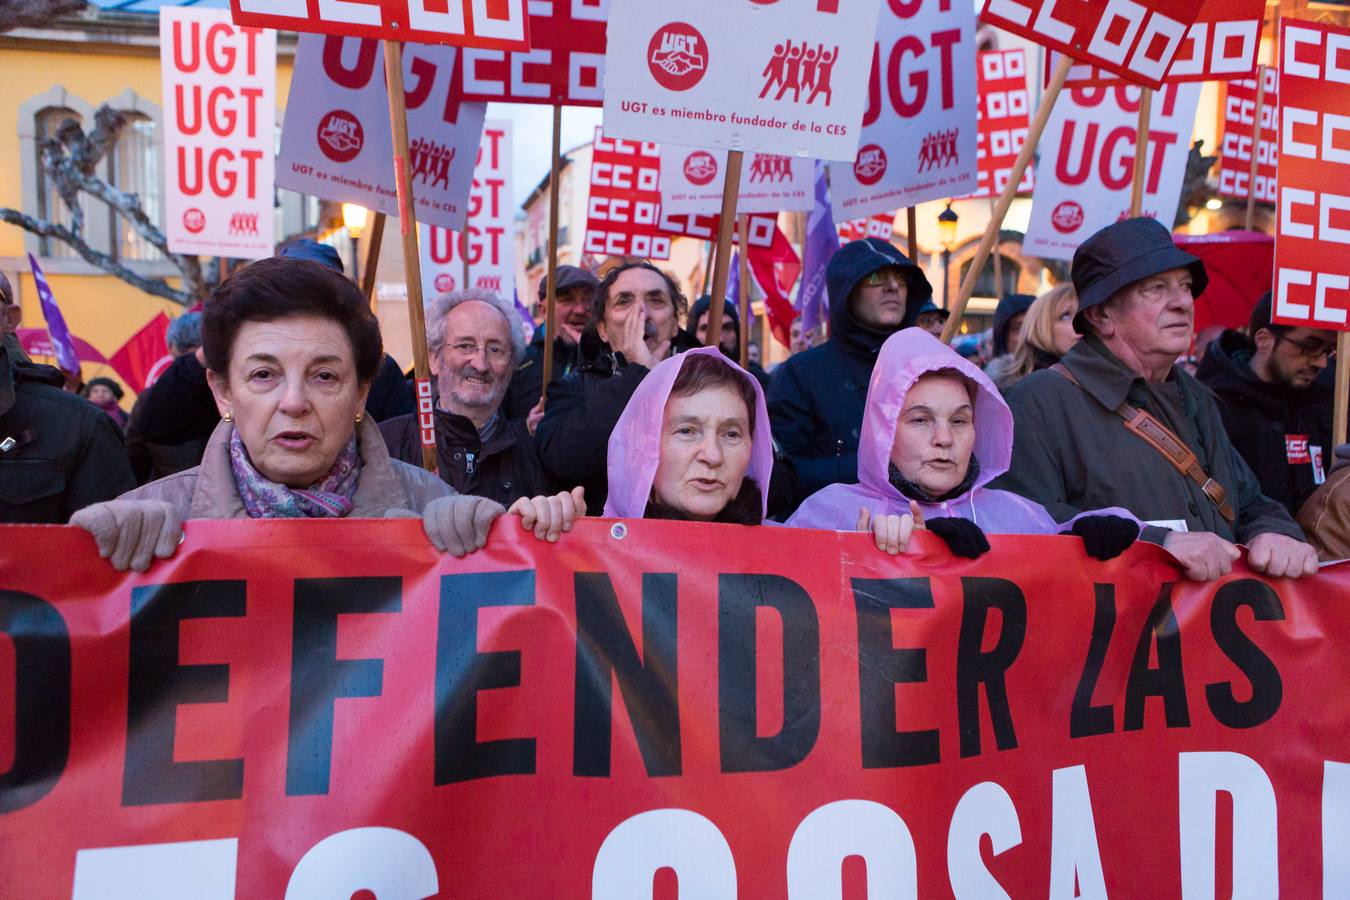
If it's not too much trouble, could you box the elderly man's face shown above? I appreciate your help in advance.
[554,285,593,344]
[433,300,514,420]
[1108,267,1195,363]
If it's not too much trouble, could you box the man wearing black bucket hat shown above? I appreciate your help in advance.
[997,218,1317,582]
[768,237,931,502]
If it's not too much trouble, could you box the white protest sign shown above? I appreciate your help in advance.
[160,8,275,258]
[659,147,812,215]
[827,0,976,220]
[418,120,515,301]
[602,0,883,160]
[278,34,486,231]
[1023,82,1201,260]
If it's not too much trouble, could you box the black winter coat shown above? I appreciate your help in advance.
[380,408,551,508]
[0,348,136,523]
[502,330,586,422]
[1195,331,1333,516]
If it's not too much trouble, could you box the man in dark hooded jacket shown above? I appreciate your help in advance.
[0,273,135,522]
[767,237,931,500]
[1196,292,1334,516]
[686,294,772,389]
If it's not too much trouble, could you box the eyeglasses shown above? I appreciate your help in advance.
[862,267,906,288]
[1275,333,1337,361]
[443,340,510,361]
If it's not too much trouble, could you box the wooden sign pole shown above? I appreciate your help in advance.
[705,149,744,349]
[906,207,918,260]
[702,240,717,297]
[539,103,563,406]
[1336,333,1350,446]
[737,214,750,368]
[361,212,385,306]
[1244,65,1267,231]
[941,55,1073,345]
[383,42,437,474]
[1129,87,1153,217]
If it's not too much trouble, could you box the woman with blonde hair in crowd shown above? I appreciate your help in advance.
[985,283,1081,393]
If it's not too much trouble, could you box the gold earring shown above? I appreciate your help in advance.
[355,412,365,424]
[223,411,233,423]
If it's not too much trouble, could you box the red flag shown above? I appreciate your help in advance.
[740,224,800,348]
[108,312,171,393]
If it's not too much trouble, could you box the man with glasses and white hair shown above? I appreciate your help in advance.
[1197,291,1335,517]
[998,218,1317,582]
[381,288,554,507]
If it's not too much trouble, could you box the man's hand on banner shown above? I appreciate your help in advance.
[1162,531,1242,582]
[387,495,506,557]
[71,499,183,572]
[509,486,586,543]
[856,500,923,555]
[1246,532,1320,579]
[1065,514,1140,561]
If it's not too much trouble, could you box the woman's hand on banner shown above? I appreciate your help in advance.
[71,499,184,572]
[509,487,585,543]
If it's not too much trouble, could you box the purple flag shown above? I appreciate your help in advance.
[797,161,840,335]
[28,253,80,375]
[726,249,741,319]
[512,288,536,345]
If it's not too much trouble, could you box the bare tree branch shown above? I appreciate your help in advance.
[0,208,191,304]
[0,0,89,32]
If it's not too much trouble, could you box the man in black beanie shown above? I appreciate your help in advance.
[997,218,1317,582]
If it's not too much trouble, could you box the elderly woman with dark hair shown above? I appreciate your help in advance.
[73,258,577,571]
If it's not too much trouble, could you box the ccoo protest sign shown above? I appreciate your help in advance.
[602,0,884,160]
[278,35,487,232]
[1272,19,1350,331]
[969,48,1034,200]
[160,8,275,258]
[229,0,528,51]
[980,0,1207,90]
[457,0,608,105]
[1023,82,1201,260]
[828,0,977,221]
[2,521,1350,896]
[419,120,515,302]
[582,129,672,261]
[1217,66,1279,204]
[659,147,812,216]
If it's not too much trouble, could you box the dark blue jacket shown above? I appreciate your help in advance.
[767,238,931,502]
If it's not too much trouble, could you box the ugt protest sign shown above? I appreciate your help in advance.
[229,0,529,50]
[457,0,608,105]
[160,8,275,258]
[979,0,1209,90]
[277,35,487,232]
[828,0,977,220]
[602,0,884,160]
[3,519,1350,896]
[1272,19,1350,330]
[1023,82,1201,260]
[659,147,813,216]
[419,121,515,300]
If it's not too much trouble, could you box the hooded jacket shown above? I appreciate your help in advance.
[787,329,1126,533]
[1195,329,1333,516]
[768,238,930,501]
[604,347,774,521]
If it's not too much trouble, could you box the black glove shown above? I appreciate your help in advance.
[1065,515,1139,561]
[926,517,991,559]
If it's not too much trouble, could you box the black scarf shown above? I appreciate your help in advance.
[887,456,981,504]
[643,478,764,525]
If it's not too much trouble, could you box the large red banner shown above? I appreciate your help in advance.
[1273,19,1350,330]
[229,0,529,51]
[3,520,1348,897]
[456,0,607,105]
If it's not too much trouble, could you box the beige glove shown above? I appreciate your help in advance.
[70,499,183,572]
[411,495,506,557]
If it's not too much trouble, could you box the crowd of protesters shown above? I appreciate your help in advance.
[1,217,1340,578]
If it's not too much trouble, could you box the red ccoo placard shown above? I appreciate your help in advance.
[229,0,529,51]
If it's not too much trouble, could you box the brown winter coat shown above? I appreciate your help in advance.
[120,417,455,518]
[1298,458,1350,562]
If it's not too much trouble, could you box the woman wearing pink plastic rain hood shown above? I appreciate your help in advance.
[604,347,774,524]
[787,328,1139,558]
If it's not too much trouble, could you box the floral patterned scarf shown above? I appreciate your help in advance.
[229,429,361,519]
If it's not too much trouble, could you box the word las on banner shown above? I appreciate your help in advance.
[278,35,487,232]
[602,0,883,160]
[419,121,515,302]
[838,213,895,243]
[1272,19,1350,331]
[228,0,529,51]
[980,0,1207,90]
[457,0,608,106]
[583,129,671,261]
[1023,82,1202,261]
[1217,66,1278,204]
[659,146,812,217]
[970,48,1033,199]
[828,0,977,220]
[4,520,1350,896]
[1051,0,1266,88]
[160,8,275,258]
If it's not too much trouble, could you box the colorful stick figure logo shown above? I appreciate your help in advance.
[648,22,708,92]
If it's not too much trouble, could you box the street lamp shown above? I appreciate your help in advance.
[937,202,959,308]
[342,203,369,286]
